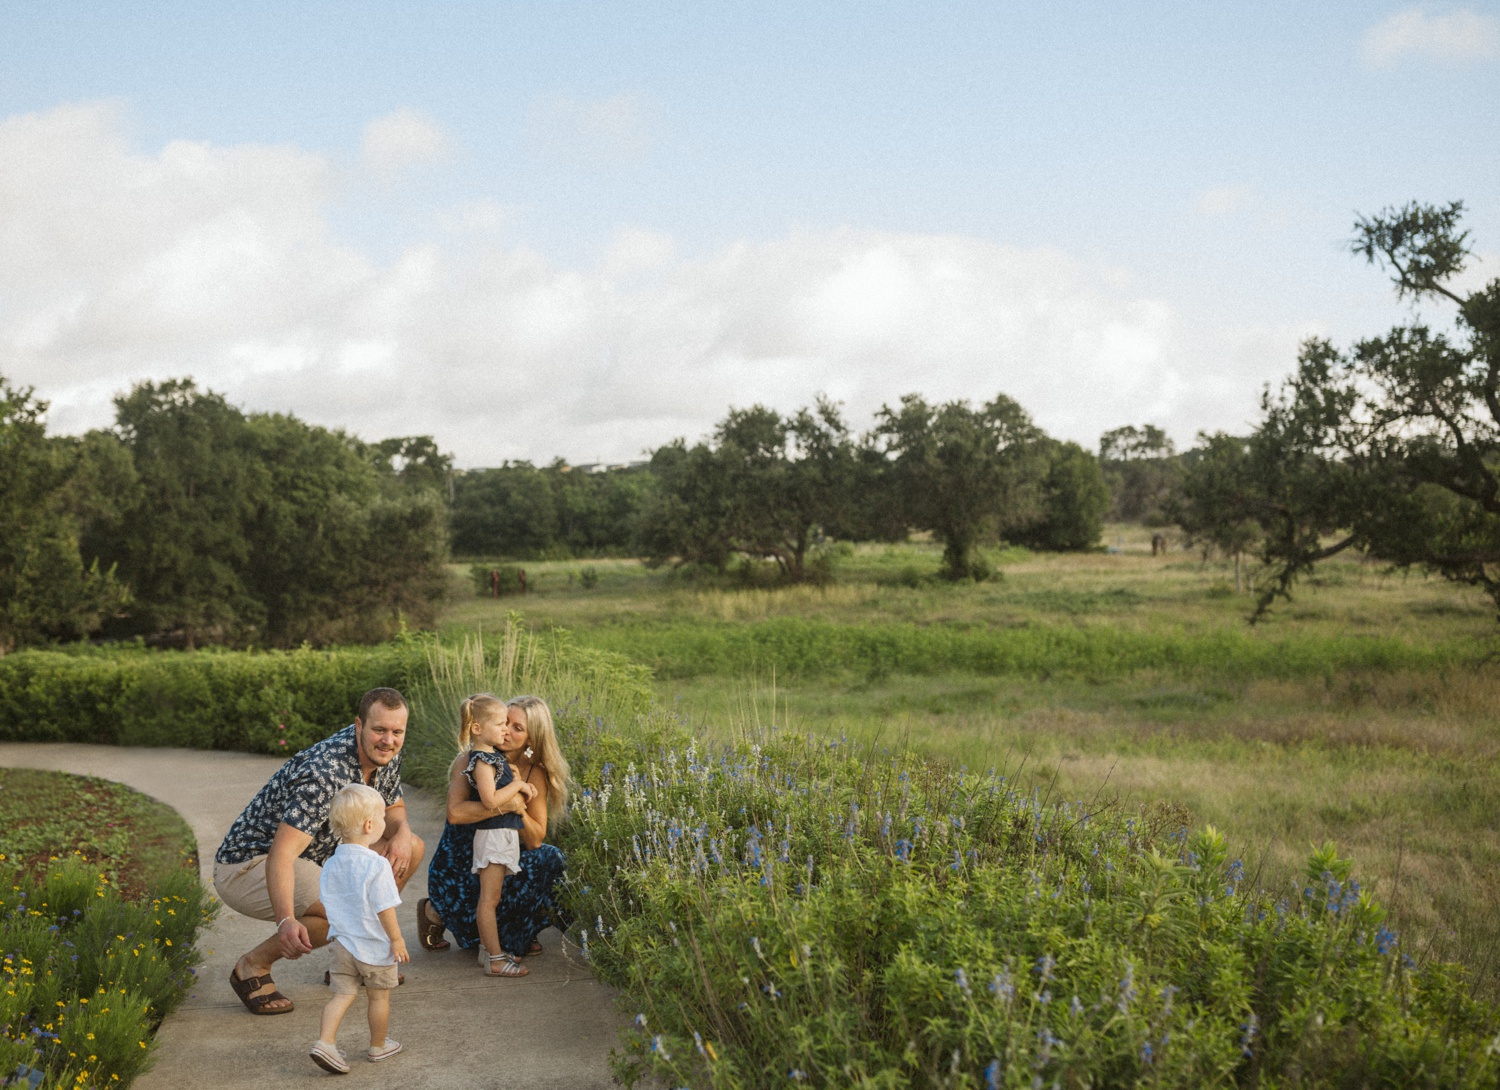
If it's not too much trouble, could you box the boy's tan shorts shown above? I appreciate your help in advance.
[327,940,399,994]
[212,856,323,921]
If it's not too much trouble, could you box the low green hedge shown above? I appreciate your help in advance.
[0,642,425,753]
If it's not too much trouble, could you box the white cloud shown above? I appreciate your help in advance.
[1,102,1286,466]
[1194,185,1253,217]
[1361,7,1500,66]
[527,92,654,166]
[359,109,451,177]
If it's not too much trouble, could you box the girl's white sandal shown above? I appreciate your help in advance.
[478,949,529,977]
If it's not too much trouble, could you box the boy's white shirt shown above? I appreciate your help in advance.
[319,842,402,966]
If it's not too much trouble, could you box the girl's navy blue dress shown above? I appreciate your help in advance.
[425,764,569,954]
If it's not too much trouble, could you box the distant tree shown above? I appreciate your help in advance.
[1168,433,1264,593]
[88,380,264,646]
[1014,441,1111,551]
[449,463,560,558]
[875,393,1047,579]
[0,378,129,651]
[366,435,455,500]
[1240,201,1500,618]
[82,380,449,647]
[551,463,654,554]
[637,398,857,581]
[1098,424,1182,523]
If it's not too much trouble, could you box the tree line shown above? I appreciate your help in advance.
[4,200,1490,648]
[0,379,449,652]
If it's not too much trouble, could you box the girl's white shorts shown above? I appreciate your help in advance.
[472,828,522,874]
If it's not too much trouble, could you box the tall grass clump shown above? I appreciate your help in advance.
[421,620,1500,1086]
[402,621,658,789]
[0,856,212,1088]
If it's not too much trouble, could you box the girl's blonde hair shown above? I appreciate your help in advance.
[328,783,385,840]
[507,695,573,823]
[457,692,506,750]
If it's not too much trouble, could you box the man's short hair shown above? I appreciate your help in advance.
[357,687,408,722]
[328,783,385,840]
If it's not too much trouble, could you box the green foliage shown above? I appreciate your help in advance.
[0,379,129,652]
[875,393,1048,580]
[0,770,196,896]
[1099,424,1182,524]
[573,615,1477,682]
[77,380,449,648]
[1013,441,1110,551]
[0,855,211,1090]
[1225,201,1500,623]
[561,718,1498,1088]
[0,642,423,753]
[450,461,653,559]
[639,400,859,582]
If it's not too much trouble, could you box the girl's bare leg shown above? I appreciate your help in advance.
[475,865,509,958]
[366,988,391,1050]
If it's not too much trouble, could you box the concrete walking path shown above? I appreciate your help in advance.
[0,743,625,1089]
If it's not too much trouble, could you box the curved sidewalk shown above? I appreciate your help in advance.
[0,743,624,1089]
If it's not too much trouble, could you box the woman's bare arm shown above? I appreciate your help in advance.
[517,770,550,850]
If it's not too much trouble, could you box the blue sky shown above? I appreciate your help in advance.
[3,3,1497,464]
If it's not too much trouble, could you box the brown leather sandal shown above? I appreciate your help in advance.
[416,897,449,951]
[523,939,544,957]
[230,967,294,1015]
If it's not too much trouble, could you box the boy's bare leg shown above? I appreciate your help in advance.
[319,991,357,1046]
[474,866,507,957]
[366,988,391,1050]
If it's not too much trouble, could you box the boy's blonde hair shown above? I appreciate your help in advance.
[329,783,385,841]
[457,693,506,750]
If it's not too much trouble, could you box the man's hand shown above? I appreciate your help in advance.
[379,825,416,882]
[277,916,313,959]
[391,936,410,965]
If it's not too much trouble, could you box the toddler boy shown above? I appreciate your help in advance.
[310,783,409,1073]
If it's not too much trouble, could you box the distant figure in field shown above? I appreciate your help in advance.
[1151,532,1168,556]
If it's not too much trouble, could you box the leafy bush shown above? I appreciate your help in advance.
[0,855,212,1088]
[0,642,424,753]
[561,726,1500,1088]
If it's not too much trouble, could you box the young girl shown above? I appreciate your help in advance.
[458,694,538,977]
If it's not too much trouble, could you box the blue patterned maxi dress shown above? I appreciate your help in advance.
[425,766,570,954]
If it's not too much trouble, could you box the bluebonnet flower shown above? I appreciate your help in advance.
[1240,1012,1258,1056]
[955,967,971,996]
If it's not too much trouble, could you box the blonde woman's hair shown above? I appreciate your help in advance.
[457,693,507,751]
[328,783,385,841]
[508,695,573,824]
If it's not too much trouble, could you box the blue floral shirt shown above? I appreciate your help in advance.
[215,724,404,866]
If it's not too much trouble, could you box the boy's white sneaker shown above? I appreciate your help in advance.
[368,1039,403,1063]
[310,1040,350,1074]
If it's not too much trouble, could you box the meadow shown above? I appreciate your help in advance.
[445,528,1500,997]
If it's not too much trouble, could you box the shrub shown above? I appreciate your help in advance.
[0,642,424,753]
[580,566,601,590]
[0,856,212,1088]
[562,727,1500,1088]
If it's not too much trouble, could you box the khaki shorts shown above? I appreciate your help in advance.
[213,856,323,922]
[328,939,399,994]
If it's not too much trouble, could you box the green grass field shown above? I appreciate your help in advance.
[442,528,1500,995]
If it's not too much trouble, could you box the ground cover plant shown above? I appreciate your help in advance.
[415,620,1500,1088]
[0,770,196,897]
[0,772,211,1088]
[440,532,1500,1001]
